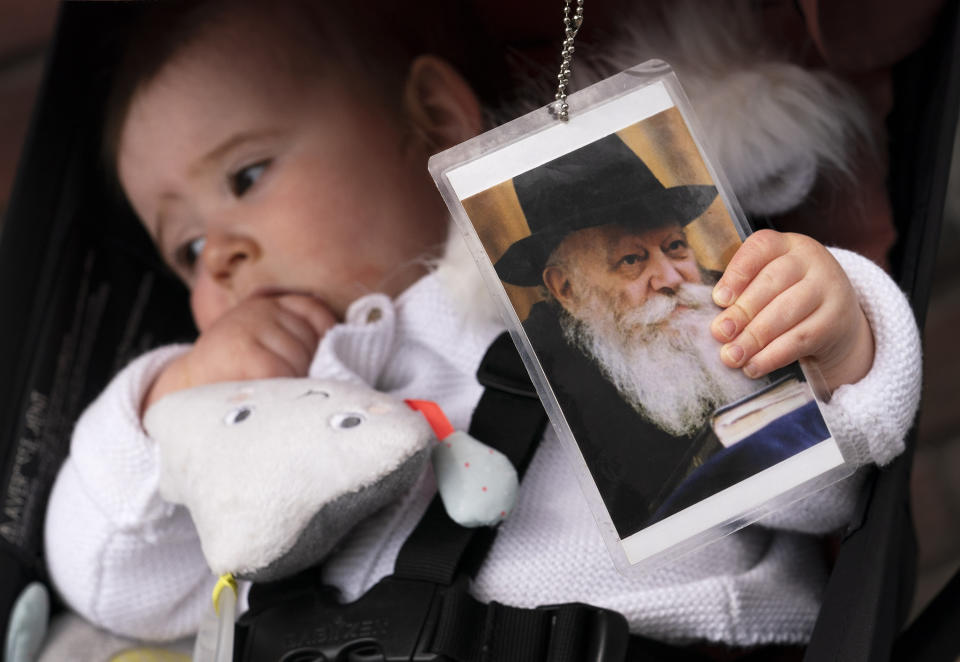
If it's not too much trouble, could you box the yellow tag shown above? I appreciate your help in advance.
[212,573,238,616]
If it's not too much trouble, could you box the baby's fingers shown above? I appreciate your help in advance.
[712,229,791,308]
[721,285,822,377]
[710,251,806,343]
[251,321,316,376]
[734,311,830,379]
[276,294,337,337]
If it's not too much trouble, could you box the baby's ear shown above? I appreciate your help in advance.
[403,55,484,152]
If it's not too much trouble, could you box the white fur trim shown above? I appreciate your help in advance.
[493,0,873,217]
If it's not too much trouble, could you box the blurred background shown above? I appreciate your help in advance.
[0,0,957,630]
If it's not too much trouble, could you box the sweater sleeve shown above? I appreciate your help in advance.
[819,248,923,465]
[759,247,922,533]
[43,344,219,642]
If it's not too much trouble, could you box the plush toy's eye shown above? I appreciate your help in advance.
[299,389,330,399]
[330,412,364,429]
[224,406,254,425]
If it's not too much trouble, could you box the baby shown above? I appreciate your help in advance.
[44,0,921,653]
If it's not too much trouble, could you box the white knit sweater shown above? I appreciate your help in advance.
[43,247,921,645]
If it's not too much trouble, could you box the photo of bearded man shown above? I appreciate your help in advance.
[490,132,826,537]
[542,223,760,441]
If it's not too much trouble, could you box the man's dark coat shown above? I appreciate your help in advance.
[522,301,829,539]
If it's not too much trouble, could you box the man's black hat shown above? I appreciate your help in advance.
[494,133,718,286]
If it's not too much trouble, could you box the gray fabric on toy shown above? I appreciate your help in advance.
[143,378,517,583]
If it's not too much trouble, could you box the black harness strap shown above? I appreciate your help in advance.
[394,335,546,584]
[429,589,629,662]
[394,333,631,662]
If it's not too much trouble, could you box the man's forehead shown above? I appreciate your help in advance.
[609,222,685,241]
[566,222,685,250]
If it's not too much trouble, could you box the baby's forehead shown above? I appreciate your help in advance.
[176,1,415,81]
[162,8,323,80]
[132,4,395,135]
[119,7,358,160]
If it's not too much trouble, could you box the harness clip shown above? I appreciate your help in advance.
[235,577,443,661]
[535,601,630,662]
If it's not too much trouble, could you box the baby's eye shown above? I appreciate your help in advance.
[229,160,270,197]
[175,236,206,271]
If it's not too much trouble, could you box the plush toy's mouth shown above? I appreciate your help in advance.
[298,388,330,399]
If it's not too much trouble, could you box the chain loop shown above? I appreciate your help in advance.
[554,0,584,122]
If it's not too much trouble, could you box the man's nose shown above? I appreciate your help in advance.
[200,232,261,283]
[648,252,685,293]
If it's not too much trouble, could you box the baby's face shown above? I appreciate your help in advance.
[117,24,450,330]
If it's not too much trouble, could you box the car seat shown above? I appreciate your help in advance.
[1,2,958,660]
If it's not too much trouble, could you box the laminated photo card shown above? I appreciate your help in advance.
[429,61,856,573]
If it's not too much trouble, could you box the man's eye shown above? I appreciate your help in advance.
[175,236,206,270]
[229,160,269,197]
[662,237,690,259]
[619,253,645,266]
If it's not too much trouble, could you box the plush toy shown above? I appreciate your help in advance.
[142,378,518,583]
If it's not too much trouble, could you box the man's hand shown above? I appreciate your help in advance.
[143,294,336,412]
[709,229,874,393]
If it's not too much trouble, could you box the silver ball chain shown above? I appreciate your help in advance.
[554,0,584,122]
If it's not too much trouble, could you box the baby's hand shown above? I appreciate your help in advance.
[709,229,874,393]
[143,294,335,412]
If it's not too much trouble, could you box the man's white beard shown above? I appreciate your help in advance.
[561,282,763,438]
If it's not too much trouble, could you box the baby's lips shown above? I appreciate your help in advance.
[249,286,312,300]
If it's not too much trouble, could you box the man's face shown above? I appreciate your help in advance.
[544,224,702,321]
[546,224,760,438]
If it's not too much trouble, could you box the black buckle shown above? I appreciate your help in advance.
[536,602,630,662]
[236,577,444,662]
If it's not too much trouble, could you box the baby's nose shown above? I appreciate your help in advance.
[202,233,261,281]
